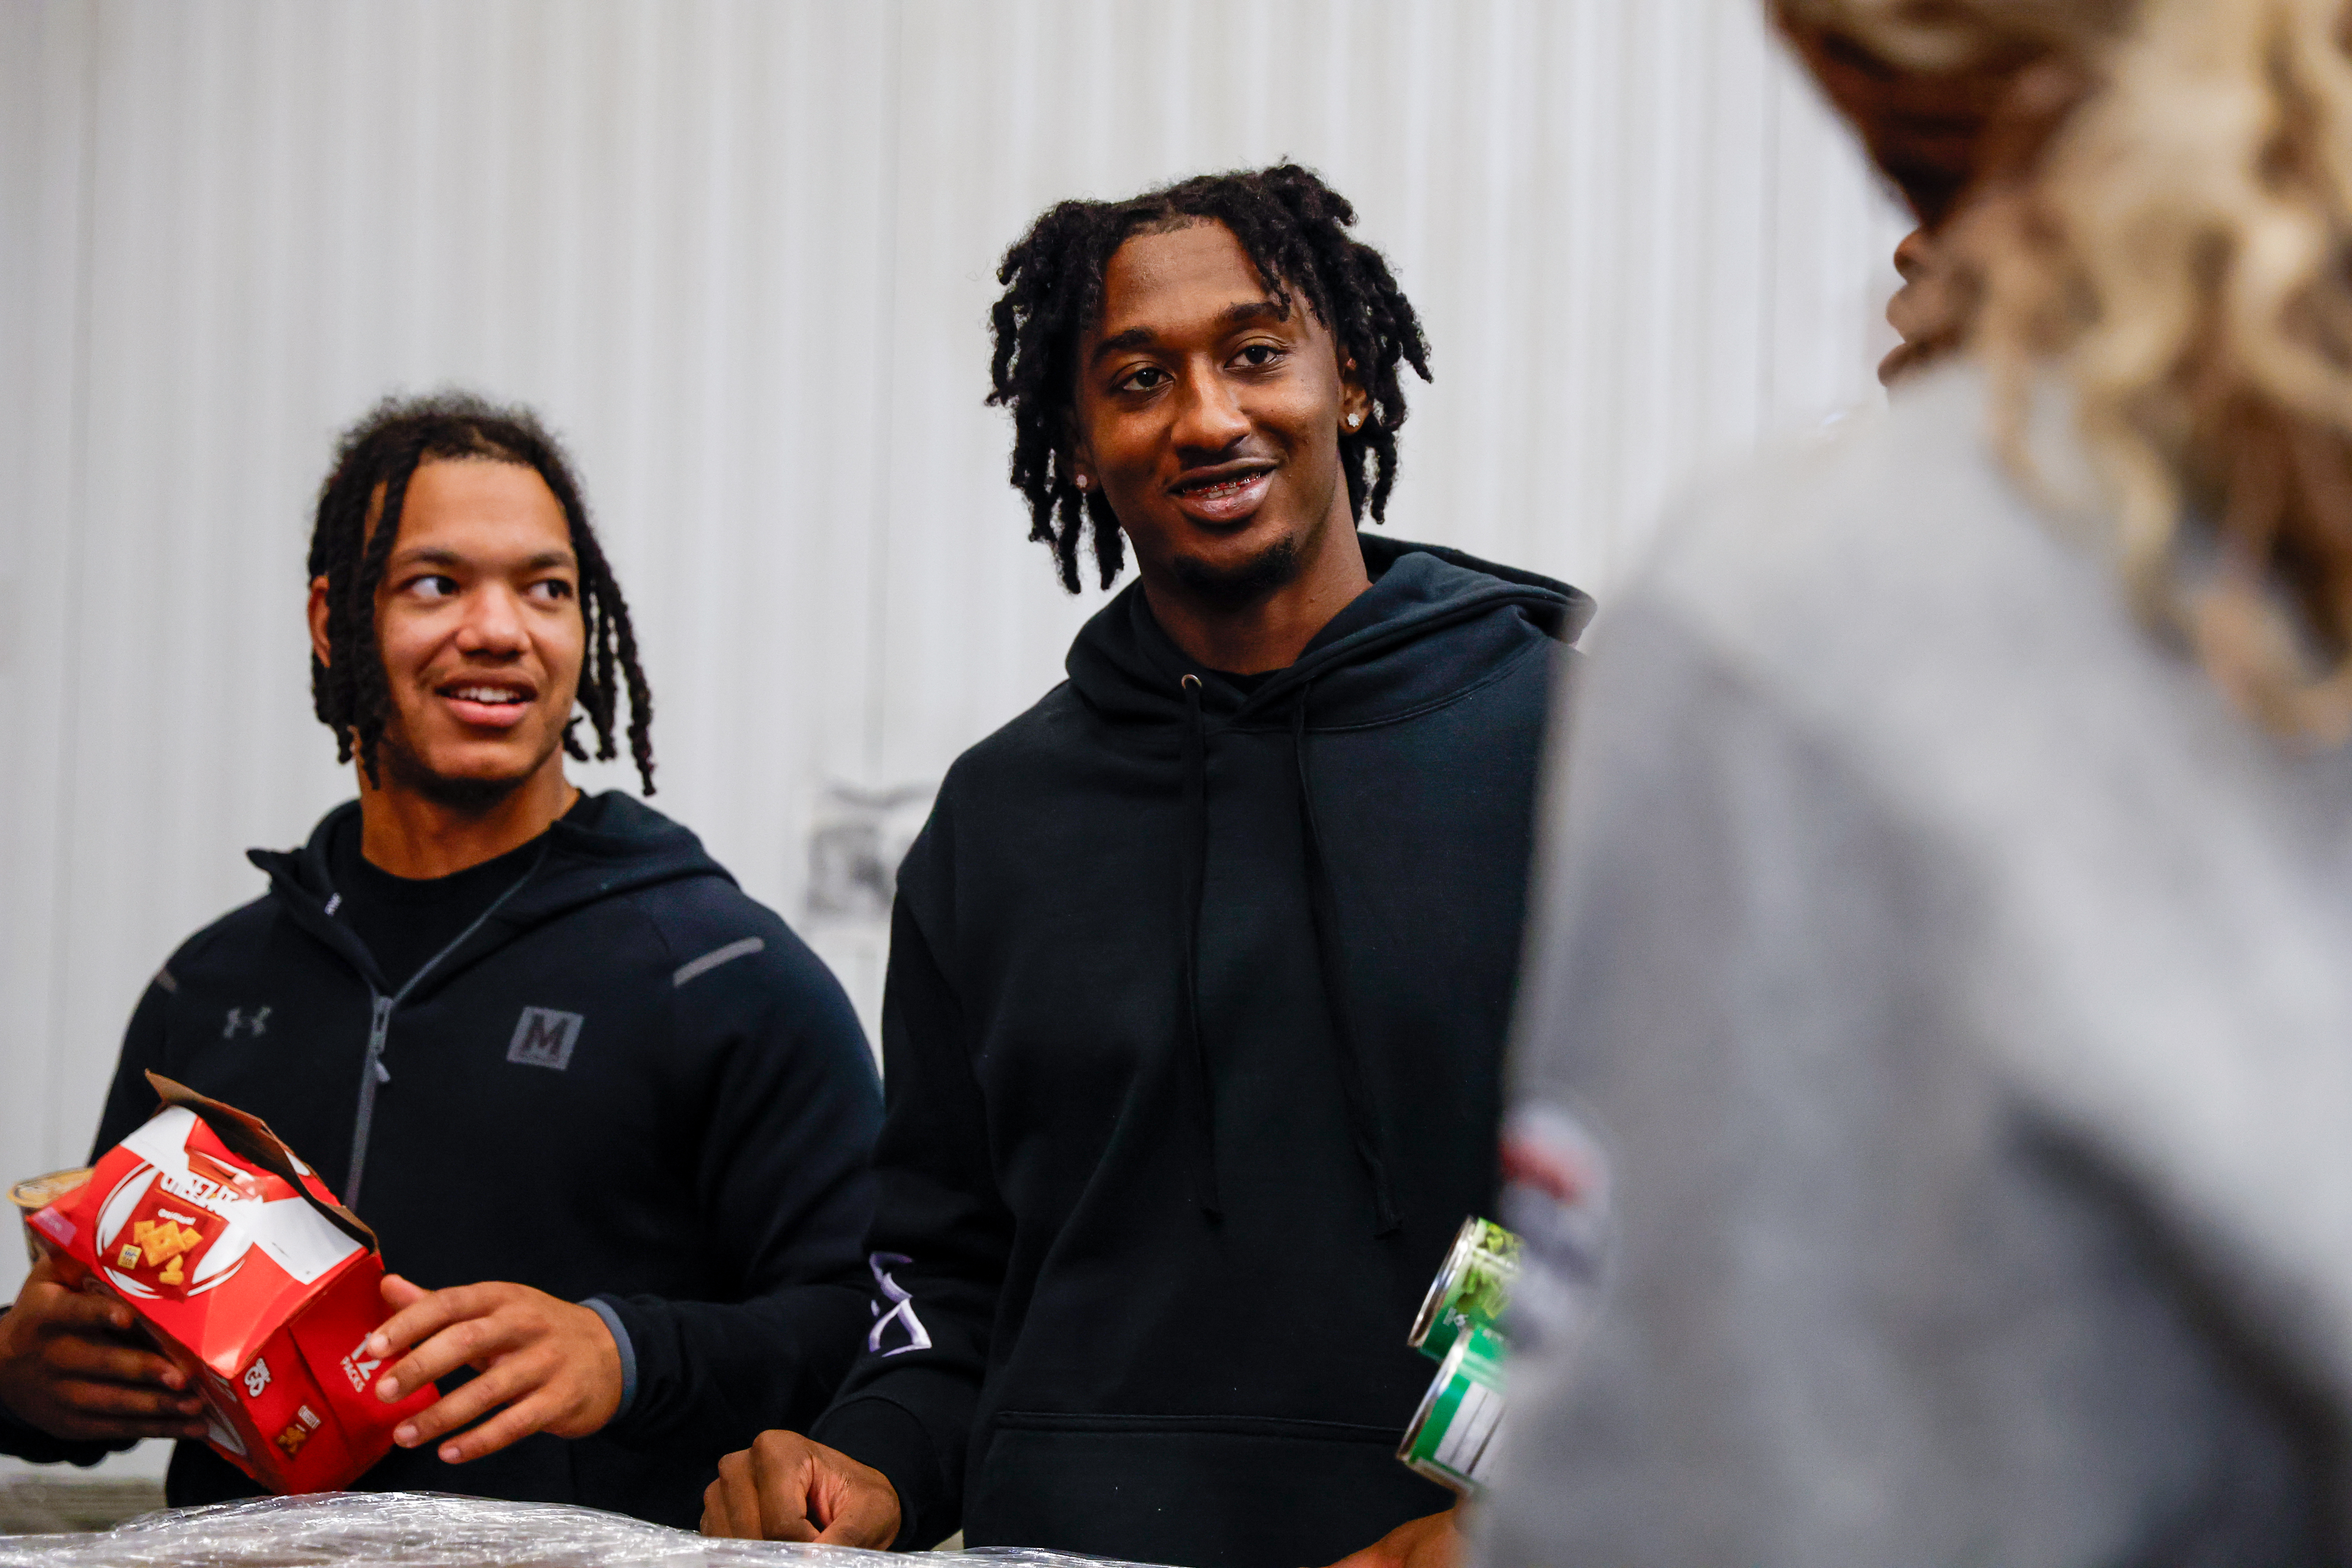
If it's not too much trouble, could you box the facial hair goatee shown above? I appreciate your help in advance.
[1169,533,1304,612]
[377,729,539,813]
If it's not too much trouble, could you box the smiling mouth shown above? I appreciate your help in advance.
[1171,465,1276,523]
[437,681,537,728]
[1178,471,1267,499]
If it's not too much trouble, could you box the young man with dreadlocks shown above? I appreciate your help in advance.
[0,394,880,1527]
[702,166,1593,1568]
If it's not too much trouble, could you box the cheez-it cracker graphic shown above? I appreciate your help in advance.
[130,1216,209,1287]
[8,1074,436,1493]
[274,1421,310,1459]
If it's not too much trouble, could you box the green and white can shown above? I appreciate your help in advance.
[1409,1215,1521,1361]
[1397,1322,1508,1494]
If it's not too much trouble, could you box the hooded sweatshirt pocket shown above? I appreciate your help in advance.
[968,1410,1451,1568]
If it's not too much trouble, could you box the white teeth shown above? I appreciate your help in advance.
[1187,474,1263,498]
[449,687,524,704]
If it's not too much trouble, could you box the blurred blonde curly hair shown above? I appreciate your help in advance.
[1790,0,2352,742]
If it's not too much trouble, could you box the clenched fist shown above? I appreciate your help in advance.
[701,1428,902,1545]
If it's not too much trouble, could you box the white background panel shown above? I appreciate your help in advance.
[0,0,1907,1416]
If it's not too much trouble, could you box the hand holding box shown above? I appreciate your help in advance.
[12,1073,435,1493]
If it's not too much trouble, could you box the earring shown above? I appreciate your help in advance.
[1074,474,1089,490]
[1345,412,1362,430]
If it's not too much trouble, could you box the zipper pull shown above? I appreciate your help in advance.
[368,996,393,1082]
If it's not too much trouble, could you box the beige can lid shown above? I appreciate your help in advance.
[9,1167,92,1213]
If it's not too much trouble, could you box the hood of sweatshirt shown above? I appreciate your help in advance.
[246,791,731,1003]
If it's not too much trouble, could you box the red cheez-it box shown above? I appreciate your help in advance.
[17,1074,434,1492]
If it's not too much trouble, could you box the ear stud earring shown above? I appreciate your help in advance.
[1074,474,1089,490]
[1345,413,1363,430]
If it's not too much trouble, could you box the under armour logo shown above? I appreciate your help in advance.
[222,1006,271,1040]
[506,1007,583,1071]
[867,1252,932,1357]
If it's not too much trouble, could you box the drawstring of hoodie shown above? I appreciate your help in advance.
[1172,670,1403,1238]
[1176,674,1224,1220]
[1292,688,1404,1236]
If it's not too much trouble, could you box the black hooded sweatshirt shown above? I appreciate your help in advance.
[0,792,880,1528]
[808,537,1593,1568]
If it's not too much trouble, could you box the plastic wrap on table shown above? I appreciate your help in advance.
[0,1491,1169,1568]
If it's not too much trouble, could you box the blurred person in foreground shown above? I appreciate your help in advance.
[1483,0,2352,1563]
[0,394,880,1526]
[701,165,1592,1568]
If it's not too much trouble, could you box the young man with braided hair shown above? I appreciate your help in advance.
[704,166,1593,1568]
[0,394,880,1527]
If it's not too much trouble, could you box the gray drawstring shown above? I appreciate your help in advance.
[1292,688,1402,1236]
[1172,670,1401,1236]
[1176,673,1223,1220]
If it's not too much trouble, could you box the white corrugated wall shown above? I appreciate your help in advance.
[0,0,1905,1378]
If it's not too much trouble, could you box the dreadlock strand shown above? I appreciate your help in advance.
[595,597,622,760]
[1089,497,1125,590]
[346,436,427,788]
[612,599,656,795]
[1053,489,1085,593]
[579,573,615,758]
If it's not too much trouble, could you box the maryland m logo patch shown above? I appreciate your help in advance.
[505,1007,584,1071]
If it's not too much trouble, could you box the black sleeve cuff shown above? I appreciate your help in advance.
[810,1395,948,1550]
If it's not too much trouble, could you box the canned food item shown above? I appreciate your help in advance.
[11,1167,92,1265]
[1397,1322,1508,1494]
[1409,1215,1521,1361]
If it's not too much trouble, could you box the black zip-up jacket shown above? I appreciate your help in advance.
[808,537,1593,1567]
[0,792,880,1528]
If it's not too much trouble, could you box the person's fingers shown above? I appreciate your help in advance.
[723,1453,777,1541]
[392,1356,537,1447]
[31,1285,140,1339]
[1892,227,1931,283]
[43,1332,188,1390]
[747,1434,821,1543]
[806,1445,900,1547]
[702,1447,786,1541]
[1317,1508,1461,1568]
[50,1377,204,1421]
[702,1452,745,1538]
[812,1478,899,1549]
[15,1257,70,1303]
[41,1408,209,1443]
[377,1307,524,1402]
[430,1388,559,1465]
[377,1273,430,1312]
[365,1282,494,1365]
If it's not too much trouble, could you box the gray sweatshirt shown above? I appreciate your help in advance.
[1481,368,2352,1566]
